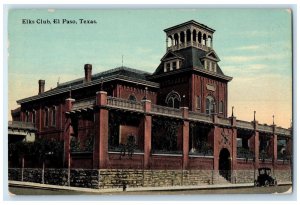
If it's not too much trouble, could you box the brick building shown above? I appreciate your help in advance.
[10,20,292,185]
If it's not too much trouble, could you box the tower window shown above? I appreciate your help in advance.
[205,96,215,115]
[165,91,181,108]
[172,61,177,70]
[219,101,223,113]
[196,95,201,109]
[167,63,170,71]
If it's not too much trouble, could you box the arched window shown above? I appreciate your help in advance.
[205,96,215,115]
[192,30,197,42]
[186,29,191,42]
[219,101,224,113]
[165,91,181,108]
[203,34,207,45]
[198,31,202,43]
[180,31,185,44]
[174,33,179,45]
[128,95,137,102]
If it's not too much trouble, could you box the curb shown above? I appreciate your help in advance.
[9,180,292,193]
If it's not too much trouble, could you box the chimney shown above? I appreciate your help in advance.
[84,64,92,83]
[38,80,45,94]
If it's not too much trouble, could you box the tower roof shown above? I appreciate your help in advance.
[164,20,215,33]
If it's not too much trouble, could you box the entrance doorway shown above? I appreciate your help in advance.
[219,148,231,181]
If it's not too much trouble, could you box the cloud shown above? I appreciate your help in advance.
[222,64,267,73]
[234,45,260,51]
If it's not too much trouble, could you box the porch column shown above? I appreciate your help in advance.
[142,99,152,169]
[64,98,75,168]
[230,116,237,181]
[94,91,109,169]
[181,107,189,170]
[253,121,259,169]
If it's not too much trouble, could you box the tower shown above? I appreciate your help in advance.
[148,20,232,117]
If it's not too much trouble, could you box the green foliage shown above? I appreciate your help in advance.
[8,138,64,166]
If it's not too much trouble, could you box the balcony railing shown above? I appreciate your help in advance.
[151,104,181,118]
[72,97,96,111]
[275,127,291,136]
[167,42,209,52]
[257,124,273,133]
[8,121,36,130]
[188,111,212,123]
[218,117,231,126]
[236,120,254,130]
[107,97,143,112]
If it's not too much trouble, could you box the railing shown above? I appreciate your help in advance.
[8,121,36,130]
[72,97,95,110]
[236,120,253,130]
[107,97,143,112]
[275,127,291,136]
[257,124,273,133]
[218,117,231,126]
[151,104,181,117]
[167,42,209,51]
[188,111,212,123]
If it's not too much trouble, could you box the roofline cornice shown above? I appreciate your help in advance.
[17,75,159,104]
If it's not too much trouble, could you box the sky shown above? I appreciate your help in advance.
[7,8,292,128]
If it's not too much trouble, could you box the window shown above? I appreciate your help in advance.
[32,110,36,124]
[196,96,201,109]
[206,61,209,70]
[165,91,181,108]
[167,63,170,71]
[51,106,56,127]
[44,108,49,127]
[25,111,29,122]
[205,96,214,115]
[172,61,176,70]
[219,101,223,113]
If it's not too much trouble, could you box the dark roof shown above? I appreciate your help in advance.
[17,66,158,104]
[153,47,224,75]
[57,66,152,89]
[164,20,215,33]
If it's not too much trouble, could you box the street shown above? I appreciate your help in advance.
[8,185,292,195]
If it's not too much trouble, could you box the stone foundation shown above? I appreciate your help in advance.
[8,168,292,189]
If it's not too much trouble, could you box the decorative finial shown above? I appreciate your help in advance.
[231,106,234,117]
[272,114,275,125]
[254,110,256,122]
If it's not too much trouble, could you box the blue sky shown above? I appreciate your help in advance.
[8,8,292,127]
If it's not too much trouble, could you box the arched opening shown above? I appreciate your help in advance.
[168,36,173,47]
[192,30,197,42]
[186,29,191,42]
[165,91,181,109]
[207,36,212,47]
[203,34,207,46]
[219,148,231,181]
[180,31,185,44]
[174,33,179,45]
[197,31,202,43]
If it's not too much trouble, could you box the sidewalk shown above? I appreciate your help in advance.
[8,180,292,194]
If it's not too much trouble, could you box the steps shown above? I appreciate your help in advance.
[213,172,231,184]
